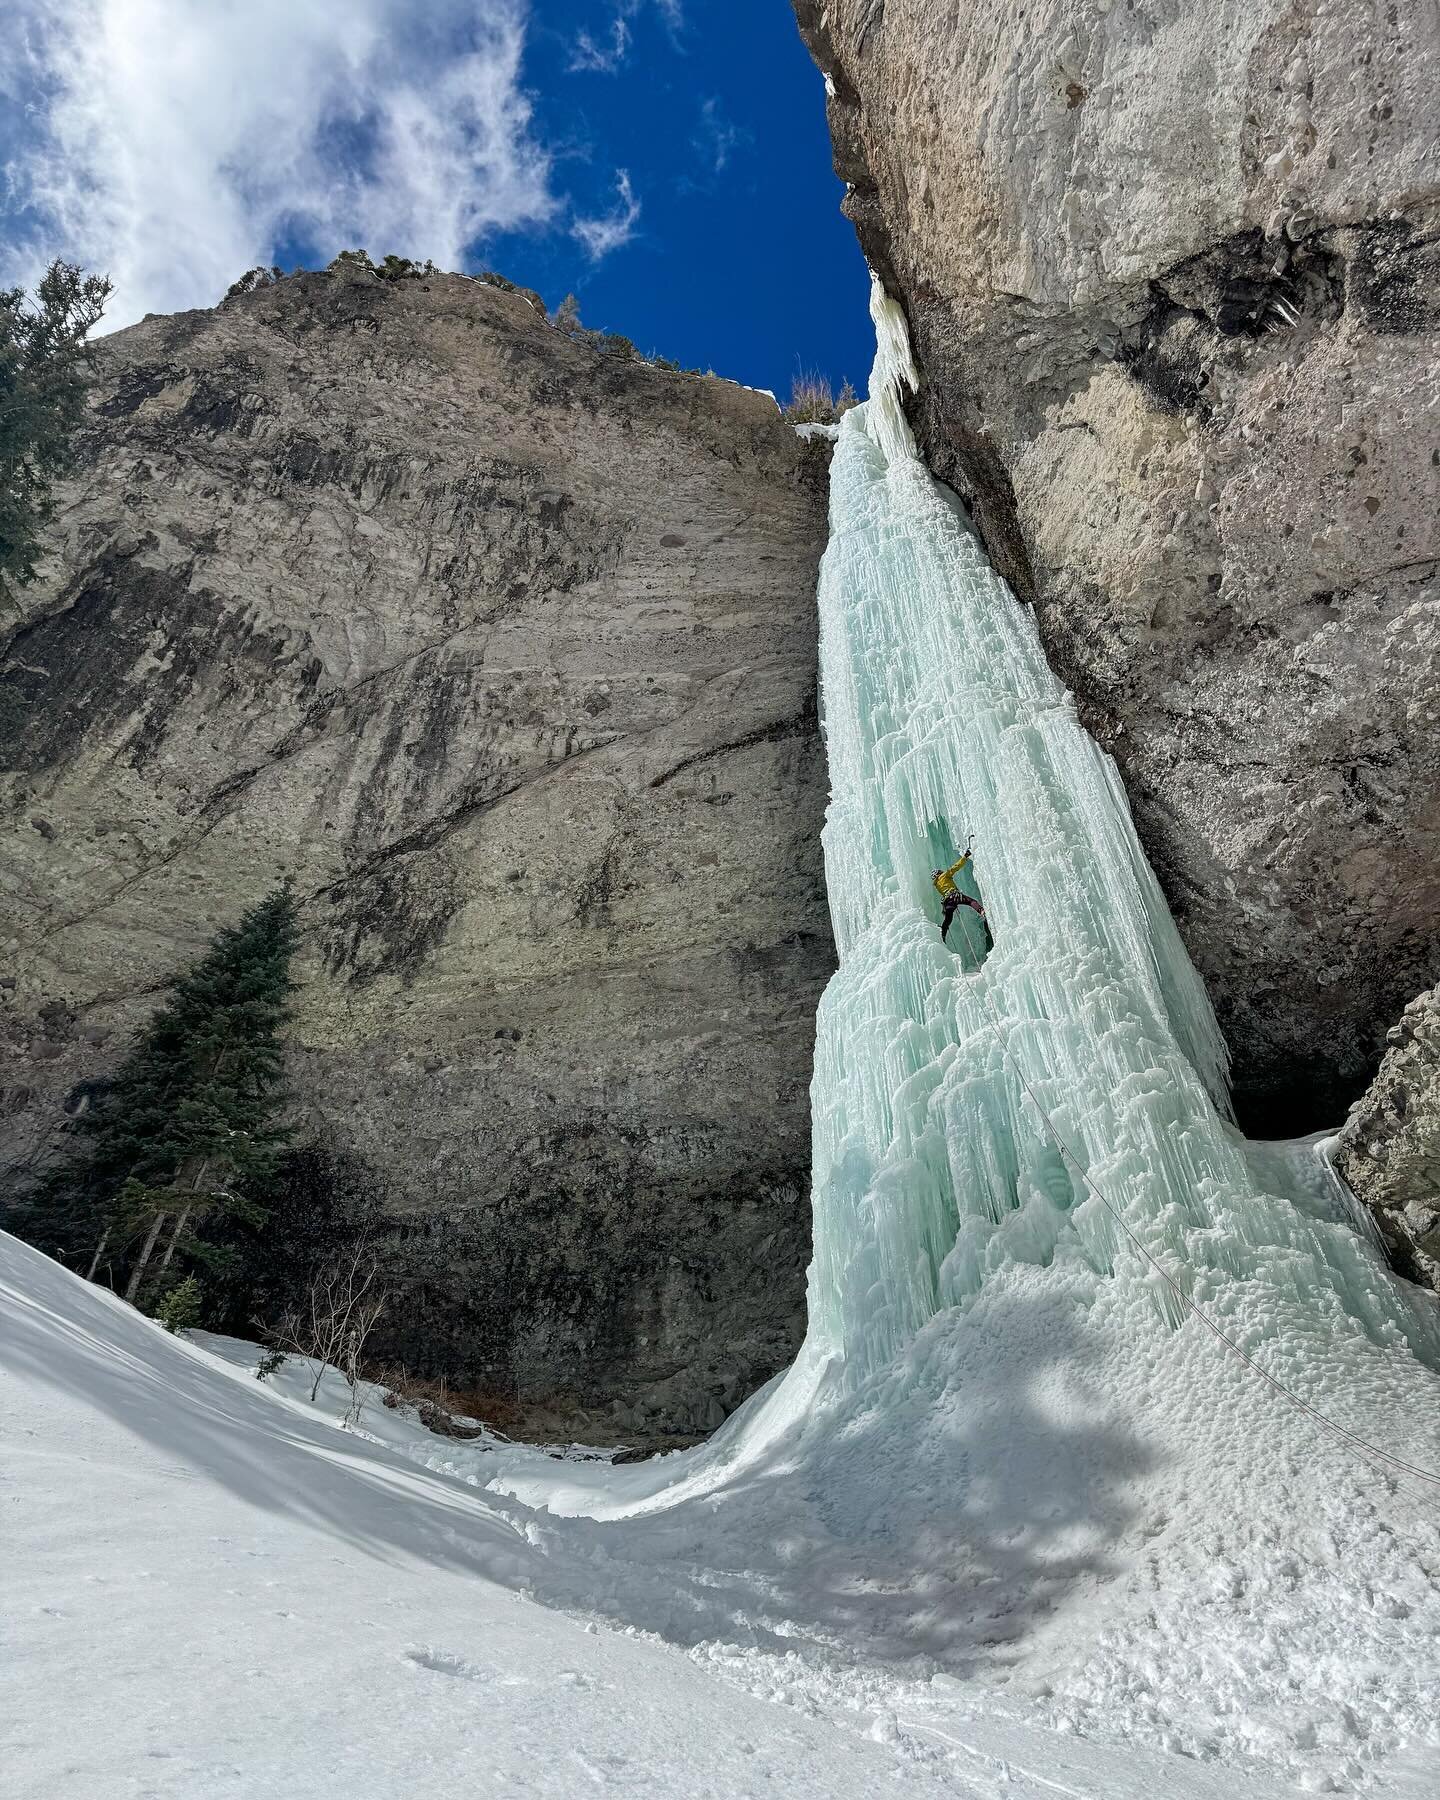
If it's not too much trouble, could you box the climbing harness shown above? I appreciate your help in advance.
[947,906,1440,1497]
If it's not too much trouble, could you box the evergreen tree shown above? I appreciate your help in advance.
[1,261,112,591]
[20,887,300,1302]
[153,1274,204,1334]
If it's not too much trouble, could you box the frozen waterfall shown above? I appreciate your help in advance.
[501,279,1440,1534]
[488,282,1440,1785]
[800,278,1438,1403]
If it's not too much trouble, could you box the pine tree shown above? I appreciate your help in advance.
[1,261,112,591]
[20,887,300,1302]
[153,1274,204,1334]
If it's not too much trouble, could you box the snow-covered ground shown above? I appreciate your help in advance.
[5,1230,1321,1800]
[7,1225,1439,1799]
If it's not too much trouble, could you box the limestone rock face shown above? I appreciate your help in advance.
[1334,983,1440,1290]
[796,0,1440,1131]
[0,267,833,1436]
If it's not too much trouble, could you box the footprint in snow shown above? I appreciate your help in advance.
[569,1749,630,1786]
[404,1648,491,1682]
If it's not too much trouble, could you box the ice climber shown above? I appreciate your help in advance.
[933,850,992,951]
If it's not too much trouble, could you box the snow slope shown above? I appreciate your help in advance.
[0,1234,956,1798]
[5,1230,1313,1799]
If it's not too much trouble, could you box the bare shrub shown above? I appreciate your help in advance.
[260,1240,388,1425]
[781,370,858,425]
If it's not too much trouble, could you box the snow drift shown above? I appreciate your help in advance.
[2,1229,989,1799]
[6,1229,1319,1799]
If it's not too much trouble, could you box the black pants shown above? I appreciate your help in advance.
[942,892,990,949]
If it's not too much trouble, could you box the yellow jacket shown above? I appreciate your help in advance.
[933,854,970,897]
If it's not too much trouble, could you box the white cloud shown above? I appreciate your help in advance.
[565,1,683,76]
[0,0,558,329]
[571,169,640,260]
[568,17,631,74]
[693,98,747,176]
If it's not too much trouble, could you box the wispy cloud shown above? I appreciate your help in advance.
[568,16,630,74]
[693,98,748,176]
[565,1,683,76]
[0,0,557,329]
[571,169,640,259]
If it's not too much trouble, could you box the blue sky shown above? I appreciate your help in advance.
[2,1,873,400]
[485,0,873,397]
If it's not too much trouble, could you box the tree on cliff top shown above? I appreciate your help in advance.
[0,260,112,592]
[19,887,301,1312]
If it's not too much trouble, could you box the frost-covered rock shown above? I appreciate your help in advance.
[795,0,1440,1131]
[0,264,832,1436]
[1334,982,1440,1288]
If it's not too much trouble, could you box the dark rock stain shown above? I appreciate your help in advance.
[1,556,293,775]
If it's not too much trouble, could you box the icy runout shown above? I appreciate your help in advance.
[801,278,1439,1390]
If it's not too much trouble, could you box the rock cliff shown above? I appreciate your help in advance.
[1334,982,1440,1290]
[0,265,833,1436]
[796,0,1440,1134]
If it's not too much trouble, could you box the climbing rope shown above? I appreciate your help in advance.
[948,906,1440,1496]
